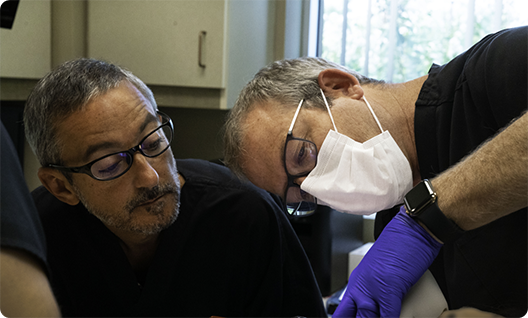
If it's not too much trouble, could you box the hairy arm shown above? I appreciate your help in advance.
[0,247,61,317]
[432,111,528,231]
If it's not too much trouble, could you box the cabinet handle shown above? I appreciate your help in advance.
[198,31,206,68]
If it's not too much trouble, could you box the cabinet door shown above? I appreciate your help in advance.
[0,0,51,79]
[88,0,226,88]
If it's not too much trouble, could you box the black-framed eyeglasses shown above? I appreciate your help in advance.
[282,99,318,217]
[49,111,174,181]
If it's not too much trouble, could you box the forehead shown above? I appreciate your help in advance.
[240,102,292,195]
[55,81,157,163]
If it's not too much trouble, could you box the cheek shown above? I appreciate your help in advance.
[75,178,130,209]
[312,130,330,154]
[157,152,178,179]
[244,156,288,196]
[304,113,334,152]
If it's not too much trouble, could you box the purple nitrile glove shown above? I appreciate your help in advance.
[333,207,443,318]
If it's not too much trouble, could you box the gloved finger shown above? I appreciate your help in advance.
[356,300,385,318]
[356,309,379,318]
[379,296,403,318]
[332,297,357,318]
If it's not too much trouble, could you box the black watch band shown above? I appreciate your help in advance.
[404,179,464,243]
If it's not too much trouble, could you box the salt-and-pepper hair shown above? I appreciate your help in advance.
[24,58,157,168]
[223,56,383,178]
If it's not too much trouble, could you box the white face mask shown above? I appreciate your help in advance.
[300,89,413,215]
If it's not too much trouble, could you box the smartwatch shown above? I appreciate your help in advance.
[404,179,464,243]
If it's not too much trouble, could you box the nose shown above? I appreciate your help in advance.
[131,154,159,188]
[294,176,307,186]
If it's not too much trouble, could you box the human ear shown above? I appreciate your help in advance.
[318,69,364,100]
[37,167,80,206]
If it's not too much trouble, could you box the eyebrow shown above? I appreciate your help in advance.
[82,111,158,161]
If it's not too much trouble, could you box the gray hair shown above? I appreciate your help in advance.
[24,58,157,169]
[223,56,383,178]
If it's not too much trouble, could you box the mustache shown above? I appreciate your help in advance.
[126,183,179,212]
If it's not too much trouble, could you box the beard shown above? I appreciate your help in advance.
[73,181,181,236]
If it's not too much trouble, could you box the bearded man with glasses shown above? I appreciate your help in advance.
[23,58,325,317]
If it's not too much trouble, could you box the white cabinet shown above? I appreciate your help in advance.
[0,0,51,79]
[88,0,227,88]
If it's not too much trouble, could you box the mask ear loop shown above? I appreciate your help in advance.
[320,89,338,133]
[288,99,305,133]
[363,96,384,133]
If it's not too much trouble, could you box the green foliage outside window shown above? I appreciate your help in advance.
[319,0,527,83]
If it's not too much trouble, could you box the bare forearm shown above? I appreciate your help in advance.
[432,111,528,231]
[0,248,61,317]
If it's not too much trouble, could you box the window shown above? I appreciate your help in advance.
[314,0,528,82]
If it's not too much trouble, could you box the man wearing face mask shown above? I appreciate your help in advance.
[223,26,527,317]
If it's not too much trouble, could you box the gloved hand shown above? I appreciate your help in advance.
[332,207,443,318]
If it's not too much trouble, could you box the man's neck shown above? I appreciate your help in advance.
[108,226,161,279]
[363,75,428,185]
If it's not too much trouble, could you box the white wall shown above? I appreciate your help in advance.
[223,0,276,109]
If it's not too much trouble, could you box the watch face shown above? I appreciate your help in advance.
[405,181,434,214]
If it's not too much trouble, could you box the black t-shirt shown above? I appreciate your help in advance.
[1,122,48,272]
[376,27,527,317]
[33,158,326,317]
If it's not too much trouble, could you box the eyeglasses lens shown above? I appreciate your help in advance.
[285,139,317,175]
[286,200,318,217]
[90,122,173,181]
[91,152,132,180]
[285,185,316,204]
[141,125,173,157]
[284,139,318,215]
